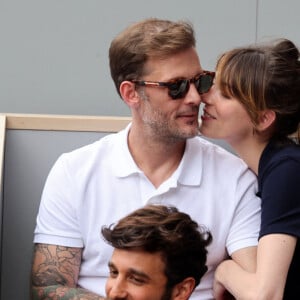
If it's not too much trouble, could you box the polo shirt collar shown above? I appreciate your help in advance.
[113,124,203,187]
[113,123,142,177]
[177,138,203,186]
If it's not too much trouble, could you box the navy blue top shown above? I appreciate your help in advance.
[258,140,300,299]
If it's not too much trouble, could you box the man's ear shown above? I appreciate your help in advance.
[257,109,276,131]
[171,277,195,300]
[119,81,140,108]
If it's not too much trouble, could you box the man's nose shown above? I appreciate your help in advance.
[200,85,214,104]
[184,83,201,105]
[108,279,128,299]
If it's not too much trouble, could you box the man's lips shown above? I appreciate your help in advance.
[177,110,199,118]
[177,114,199,123]
[179,114,197,118]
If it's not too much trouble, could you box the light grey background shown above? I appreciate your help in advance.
[1,0,299,116]
[1,130,107,300]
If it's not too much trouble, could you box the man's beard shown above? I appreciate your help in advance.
[160,285,174,300]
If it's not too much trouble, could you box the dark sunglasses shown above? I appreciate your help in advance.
[132,71,215,100]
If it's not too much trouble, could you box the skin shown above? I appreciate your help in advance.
[200,83,254,147]
[106,249,173,300]
[200,76,297,300]
[31,244,104,299]
[133,47,203,140]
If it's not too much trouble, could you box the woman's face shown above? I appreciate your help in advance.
[199,74,254,146]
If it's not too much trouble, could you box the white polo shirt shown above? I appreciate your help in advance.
[34,124,260,300]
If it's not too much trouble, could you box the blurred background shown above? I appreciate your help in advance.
[1,0,299,116]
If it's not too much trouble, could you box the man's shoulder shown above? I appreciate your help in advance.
[56,129,126,171]
[189,136,238,160]
[188,136,254,176]
[67,129,125,157]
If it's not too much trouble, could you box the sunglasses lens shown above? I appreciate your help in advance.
[167,72,214,99]
[168,80,189,99]
[196,74,214,94]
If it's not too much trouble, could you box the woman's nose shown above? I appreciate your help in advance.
[201,85,215,104]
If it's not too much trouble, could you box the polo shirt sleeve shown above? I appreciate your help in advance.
[226,167,261,255]
[260,158,300,238]
[33,154,84,247]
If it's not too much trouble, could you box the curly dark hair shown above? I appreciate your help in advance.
[102,204,212,289]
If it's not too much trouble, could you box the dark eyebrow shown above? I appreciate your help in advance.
[108,261,151,281]
[108,261,116,269]
[127,268,151,281]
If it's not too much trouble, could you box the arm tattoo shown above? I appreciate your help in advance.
[32,244,105,299]
[31,286,105,300]
[32,244,81,287]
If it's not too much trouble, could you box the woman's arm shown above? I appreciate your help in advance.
[214,234,296,300]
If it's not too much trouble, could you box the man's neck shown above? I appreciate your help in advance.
[127,127,186,188]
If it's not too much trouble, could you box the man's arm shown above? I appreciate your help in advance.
[31,243,106,300]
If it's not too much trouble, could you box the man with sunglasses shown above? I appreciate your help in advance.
[31,18,261,300]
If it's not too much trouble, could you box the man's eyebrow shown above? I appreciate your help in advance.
[108,261,116,269]
[127,268,151,280]
[108,261,151,280]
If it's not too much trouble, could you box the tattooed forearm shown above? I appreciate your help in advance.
[31,244,105,299]
[31,285,106,300]
[32,243,82,287]
[32,244,81,287]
